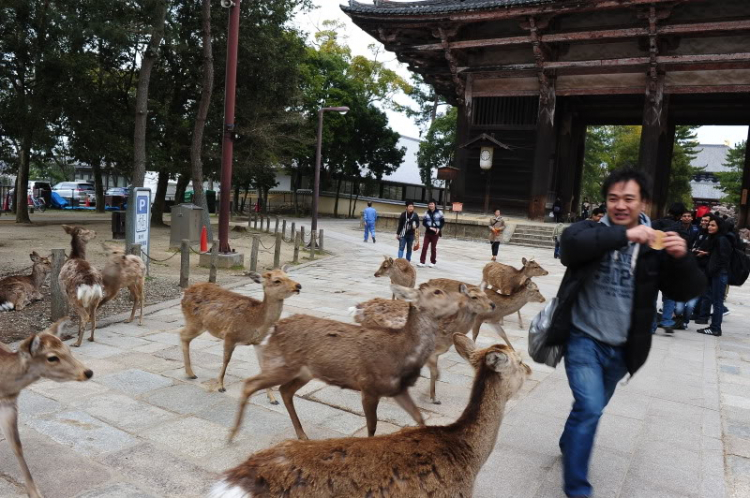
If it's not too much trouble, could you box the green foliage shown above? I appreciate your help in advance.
[417,107,457,190]
[716,140,746,206]
[406,74,450,133]
[668,126,701,209]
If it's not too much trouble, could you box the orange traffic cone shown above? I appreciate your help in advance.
[200,226,208,253]
[84,195,90,207]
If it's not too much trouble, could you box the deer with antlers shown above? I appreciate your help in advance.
[0,252,52,312]
[211,335,530,498]
[98,243,146,325]
[1,319,93,498]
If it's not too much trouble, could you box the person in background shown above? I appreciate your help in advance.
[695,215,731,337]
[680,209,700,246]
[553,223,565,259]
[581,197,591,221]
[553,197,563,223]
[362,202,377,243]
[489,209,505,262]
[590,208,605,223]
[418,199,444,268]
[654,203,690,334]
[396,201,420,262]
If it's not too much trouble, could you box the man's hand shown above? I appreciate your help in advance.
[396,235,401,240]
[626,225,655,245]
[663,232,688,258]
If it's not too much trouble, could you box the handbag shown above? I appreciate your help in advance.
[528,297,564,368]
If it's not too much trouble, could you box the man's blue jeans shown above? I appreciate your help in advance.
[676,297,699,328]
[659,297,678,328]
[698,271,729,333]
[398,234,414,261]
[561,331,628,497]
[364,221,376,241]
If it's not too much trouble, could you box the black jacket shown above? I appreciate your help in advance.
[547,220,707,375]
[397,211,420,238]
[707,235,732,277]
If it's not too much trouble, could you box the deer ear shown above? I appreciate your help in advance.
[391,285,419,302]
[485,351,511,373]
[30,251,41,262]
[388,257,394,264]
[45,318,70,338]
[453,334,476,362]
[62,225,74,234]
[281,264,290,273]
[20,335,42,357]
[244,271,263,284]
[458,283,469,295]
[522,257,528,265]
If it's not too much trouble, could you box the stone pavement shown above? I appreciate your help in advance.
[1,218,748,497]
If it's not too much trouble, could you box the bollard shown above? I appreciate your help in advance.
[250,235,260,272]
[309,231,316,260]
[274,232,282,269]
[300,226,306,247]
[253,216,258,230]
[274,217,279,234]
[50,248,68,320]
[209,240,218,283]
[281,220,287,241]
[290,222,296,244]
[293,231,300,264]
[319,230,324,252]
[265,216,271,233]
[180,239,190,289]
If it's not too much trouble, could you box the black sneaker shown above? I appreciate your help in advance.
[697,327,721,337]
[694,319,709,325]
[663,326,674,334]
[372,237,376,243]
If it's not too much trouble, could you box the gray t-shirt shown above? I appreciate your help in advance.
[571,243,637,346]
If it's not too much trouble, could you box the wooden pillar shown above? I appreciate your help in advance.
[740,127,750,229]
[638,74,673,218]
[453,103,470,203]
[50,249,68,320]
[529,74,557,220]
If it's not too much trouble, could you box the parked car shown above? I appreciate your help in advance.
[8,181,52,209]
[105,187,131,197]
[51,181,94,204]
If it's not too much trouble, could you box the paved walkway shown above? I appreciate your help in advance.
[2,219,748,497]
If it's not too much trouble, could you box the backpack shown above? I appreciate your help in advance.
[728,239,750,286]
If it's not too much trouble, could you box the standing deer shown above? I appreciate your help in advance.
[59,225,104,347]
[211,335,530,498]
[353,278,496,404]
[471,279,546,346]
[98,244,147,325]
[180,266,301,396]
[480,257,549,296]
[373,256,416,299]
[0,252,52,311]
[1,319,93,498]
[228,283,467,442]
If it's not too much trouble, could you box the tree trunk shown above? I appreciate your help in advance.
[132,0,168,188]
[291,170,299,216]
[234,184,241,214]
[150,168,170,226]
[174,174,190,209]
[91,158,105,213]
[15,132,32,224]
[350,180,361,218]
[190,0,214,239]
[430,92,439,123]
[333,176,342,218]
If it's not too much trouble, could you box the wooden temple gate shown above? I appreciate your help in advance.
[343,0,750,227]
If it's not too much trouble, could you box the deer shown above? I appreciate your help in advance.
[373,256,416,299]
[480,257,549,300]
[228,283,468,443]
[1,318,93,498]
[353,278,496,404]
[179,266,301,397]
[59,225,104,347]
[98,243,147,325]
[210,334,530,498]
[0,252,52,312]
[471,279,546,347]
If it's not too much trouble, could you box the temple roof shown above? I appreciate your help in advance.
[342,1,554,16]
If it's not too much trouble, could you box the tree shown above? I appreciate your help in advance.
[407,74,450,134]
[717,140,746,206]
[417,107,457,200]
[668,126,701,208]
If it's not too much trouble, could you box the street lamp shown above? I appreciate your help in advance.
[311,106,349,234]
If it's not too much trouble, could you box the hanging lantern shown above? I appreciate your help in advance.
[460,133,510,172]
[480,146,494,170]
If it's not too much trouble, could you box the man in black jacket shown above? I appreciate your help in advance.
[396,201,420,262]
[549,169,706,498]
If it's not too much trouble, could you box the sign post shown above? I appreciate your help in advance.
[126,188,152,273]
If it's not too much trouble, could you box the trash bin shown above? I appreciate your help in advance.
[206,190,216,213]
[112,211,126,240]
[184,191,194,203]
[170,203,204,248]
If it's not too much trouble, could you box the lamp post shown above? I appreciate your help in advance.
[311,106,349,233]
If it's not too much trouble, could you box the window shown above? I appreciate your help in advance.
[405,186,423,203]
[381,184,403,201]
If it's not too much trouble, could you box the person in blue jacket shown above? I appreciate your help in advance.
[363,202,378,243]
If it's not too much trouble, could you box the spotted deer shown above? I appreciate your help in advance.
[471,279,546,347]
[98,243,147,325]
[228,283,466,442]
[480,257,549,296]
[211,335,530,498]
[1,319,93,498]
[59,225,104,347]
[0,252,52,311]
[179,266,301,396]
[374,256,416,299]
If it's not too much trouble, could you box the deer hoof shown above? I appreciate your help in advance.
[188,375,198,380]
[218,387,226,393]
[88,337,95,342]
[432,400,442,405]
[270,400,280,405]
[124,319,133,324]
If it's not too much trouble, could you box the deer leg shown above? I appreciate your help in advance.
[471,319,483,342]
[138,277,145,326]
[88,304,97,342]
[279,376,312,440]
[217,339,236,393]
[254,345,278,405]
[228,368,297,443]
[427,354,441,405]
[489,322,514,350]
[180,325,203,379]
[361,392,381,437]
[125,285,137,323]
[0,402,43,498]
[479,279,487,291]
[517,311,524,329]
[391,293,395,300]
[73,309,86,347]
[393,391,425,427]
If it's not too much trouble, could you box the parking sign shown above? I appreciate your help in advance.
[126,188,151,272]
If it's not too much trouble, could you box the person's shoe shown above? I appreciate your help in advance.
[372,237,376,243]
[674,317,684,329]
[723,308,730,317]
[697,327,721,337]
[428,262,436,268]
[417,262,425,267]
[663,326,674,334]
[694,318,709,325]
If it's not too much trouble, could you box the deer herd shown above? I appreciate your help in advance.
[1,225,549,498]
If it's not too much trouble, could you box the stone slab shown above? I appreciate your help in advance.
[143,383,227,415]
[76,482,159,498]
[72,392,176,432]
[95,369,174,396]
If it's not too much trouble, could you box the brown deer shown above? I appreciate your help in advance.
[228,283,467,442]
[374,256,416,299]
[98,244,147,325]
[59,225,104,347]
[480,257,549,296]
[180,266,301,397]
[0,252,52,311]
[471,279,546,347]
[211,335,530,498]
[353,278,496,404]
[1,319,93,498]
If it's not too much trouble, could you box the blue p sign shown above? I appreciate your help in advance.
[137,197,148,214]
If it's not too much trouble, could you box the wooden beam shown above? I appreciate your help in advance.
[740,126,750,229]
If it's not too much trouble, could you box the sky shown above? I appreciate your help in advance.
[294,1,748,146]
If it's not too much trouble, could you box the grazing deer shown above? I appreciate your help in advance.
[374,256,416,299]
[228,283,466,442]
[59,225,104,347]
[98,244,146,325]
[211,334,530,498]
[354,278,495,404]
[471,279,546,347]
[480,257,549,296]
[0,252,52,311]
[1,319,93,498]
[180,266,301,397]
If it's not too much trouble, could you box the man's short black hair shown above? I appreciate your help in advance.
[601,168,652,201]
[667,202,687,219]
[428,199,437,205]
[592,207,605,217]
[367,202,373,207]
[405,201,414,207]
